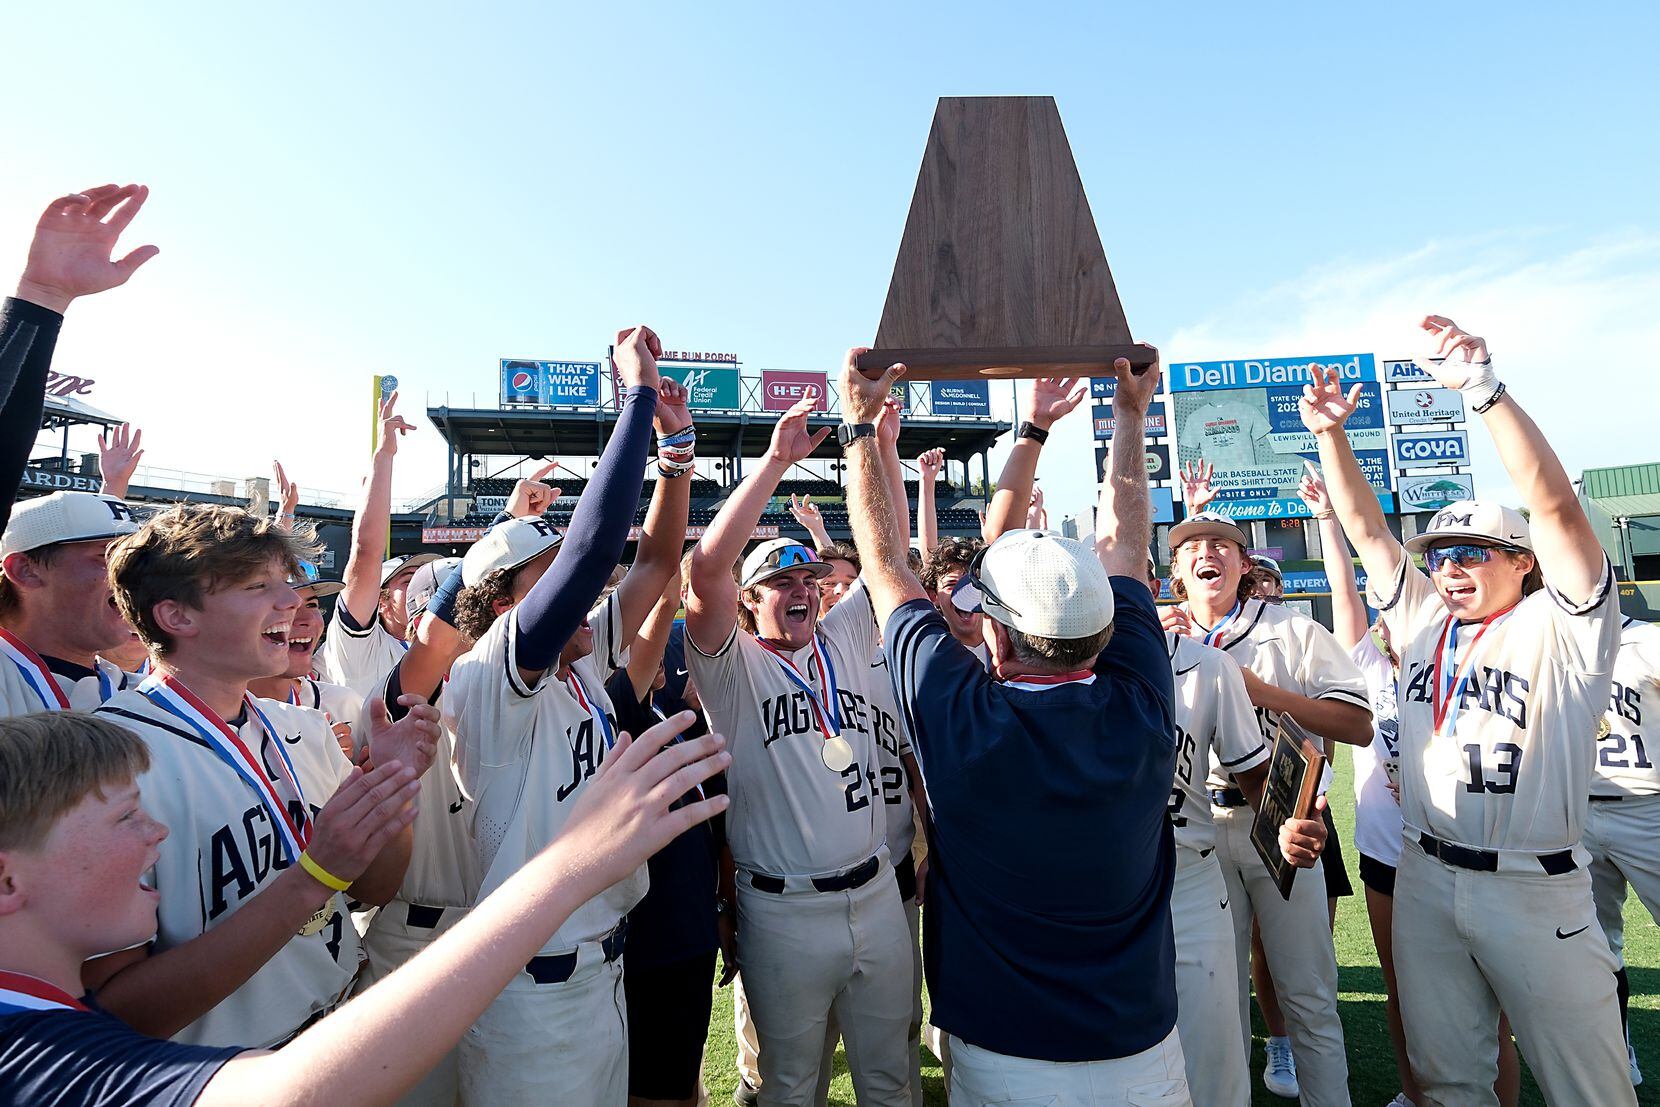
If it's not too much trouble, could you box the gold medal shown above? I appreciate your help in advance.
[299,897,338,937]
[821,735,855,773]
[1597,715,1612,739]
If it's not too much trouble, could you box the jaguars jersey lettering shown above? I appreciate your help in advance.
[686,582,888,877]
[1372,554,1620,851]
[1590,617,1660,798]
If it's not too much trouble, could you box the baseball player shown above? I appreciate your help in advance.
[84,503,438,1048]
[444,330,690,1105]
[246,566,362,749]
[1305,315,1632,1105]
[0,491,143,715]
[1585,614,1660,1086]
[1141,557,1273,1107]
[1164,507,1371,1107]
[686,390,913,1107]
[314,390,439,698]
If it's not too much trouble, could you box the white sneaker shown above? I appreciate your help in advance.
[1262,1036,1299,1099]
[1630,1042,1643,1086]
[1385,1095,1417,1107]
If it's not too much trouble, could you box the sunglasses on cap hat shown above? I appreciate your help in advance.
[290,559,322,585]
[952,544,1022,619]
[772,545,819,570]
[1424,543,1523,573]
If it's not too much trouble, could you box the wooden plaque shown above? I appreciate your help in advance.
[1250,716,1327,901]
[857,96,1150,381]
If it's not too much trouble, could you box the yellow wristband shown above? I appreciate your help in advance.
[298,850,352,892]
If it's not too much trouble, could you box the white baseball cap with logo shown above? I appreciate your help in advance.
[1167,510,1249,552]
[951,529,1115,639]
[461,518,563,587]
[1403,500,1533,554]
[406,556,462,615]
[740,538,833,589]
[379,553,441,587]
[1,492,140,558]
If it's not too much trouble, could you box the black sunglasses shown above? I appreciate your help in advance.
[965,544,1022,619]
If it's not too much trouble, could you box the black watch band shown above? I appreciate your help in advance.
[1017,421,1050,444]
[837,422,878,449]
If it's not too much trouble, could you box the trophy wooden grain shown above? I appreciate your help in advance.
[857,96,1151,381]
[1250,715,1327,901]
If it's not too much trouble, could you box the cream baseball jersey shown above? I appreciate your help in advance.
[314,607,406,700]
[1192,597,1370,792]
[95,686,359,1048]
[1590,617,1660,798]
[866,636,914,860]
[445,593,644,952]
[366,669,479,908]
[1166,631,1267,853]
[0,635,139,716]
[686,582,889,877]
[1371,556,1620,851]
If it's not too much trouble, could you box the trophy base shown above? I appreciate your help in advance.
[855,345,1155,381]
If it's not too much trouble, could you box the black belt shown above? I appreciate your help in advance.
[1417,832,1577,876]
[524,920,628,985]
[1590,795,1623,803]
[895,853,917,902]
[1209,787,1248,808]
[749,854,882,895]
[406,903,446,930]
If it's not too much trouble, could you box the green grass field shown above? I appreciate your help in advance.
[699,750,1660,1105]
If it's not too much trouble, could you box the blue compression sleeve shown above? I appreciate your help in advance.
[426,560,466,628]
[513,385,655,672]
[0,298,65,534]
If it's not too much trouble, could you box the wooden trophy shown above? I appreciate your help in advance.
[856,96,1152,381]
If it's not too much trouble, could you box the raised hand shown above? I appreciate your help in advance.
[875,396,902,449]
[839,346,905,425]
[614,325,663,391]
[788,493,823,531]
[917,448,945,482]
[767,391,832,464]
[1180,460,1216,512]
[1298,366,1361,434]
[376,392,416,457]
[97,422,144,499]
[1298,464,1332,519]
[16,184,159,313]
[1111,346,1162,415]
[273,460,300,521]
[507,461,562,518]
[304,761,421,887]
[1419,315,1491,386]
[655,376,694,436]
[363,695,442,779]
[1025,485,1047,530]
[1023,376,1089,429]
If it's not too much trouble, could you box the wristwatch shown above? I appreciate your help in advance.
[836,422,878,449]
[1017,421,1050,444]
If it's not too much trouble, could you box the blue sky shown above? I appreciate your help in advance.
[5,2,1657,521]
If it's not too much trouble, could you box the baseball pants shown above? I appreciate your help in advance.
[357,901,465,1107]
[735,972,762,1090]
[1393,837,1635,1107]
[946,1026,1190,1106]
[1213,803,1351,1107]
[1170,846,1249,1107]
[459,944,628,1106]
[736,862,913,1107]
[814,893,924,1107]
[1583,795,1660,965]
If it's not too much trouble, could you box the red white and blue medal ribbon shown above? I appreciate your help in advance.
[0,972,91,1016]
[756,634,850,770]
[566,668,615,750]
[0,629,70,710]
[1429,603,1518,736]
[138,673,311,864]
[1200,602,1243,648]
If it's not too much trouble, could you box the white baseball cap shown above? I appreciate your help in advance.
[1168,510,1249,551]
[740,538,833,589]
[951,529,1115,639]
[1251,554,1282,581]
[406,556,462,615]
[379,552,441,586]
[1,492,140,558]
[1404,500,1533,554]
[462,518,562,587]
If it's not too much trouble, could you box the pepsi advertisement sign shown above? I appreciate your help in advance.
[499,360,601,407]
